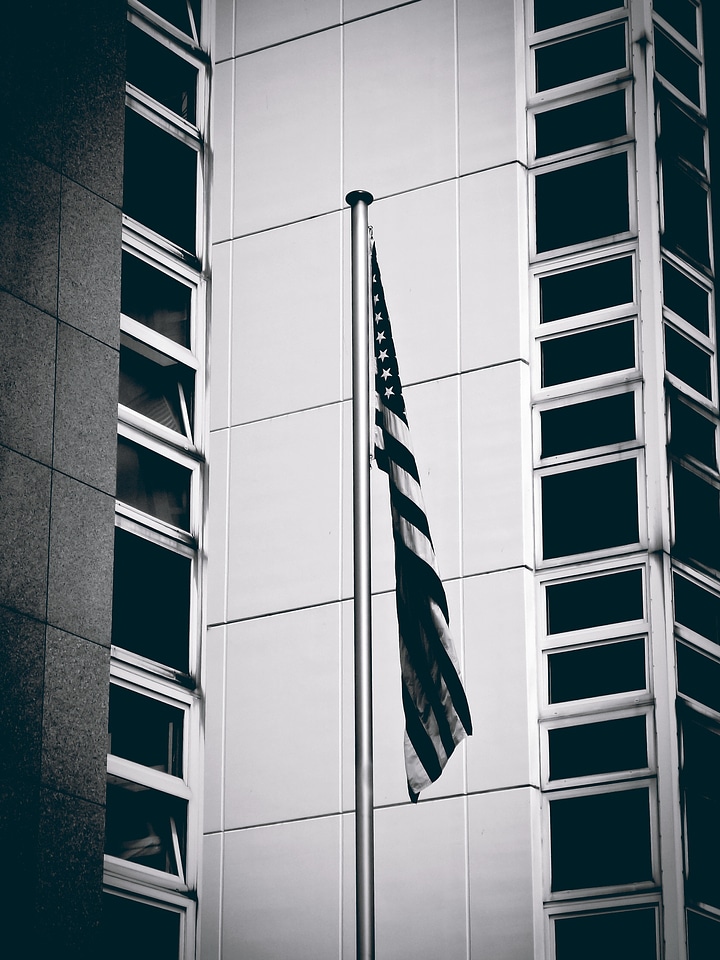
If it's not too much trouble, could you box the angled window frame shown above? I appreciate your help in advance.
[673,562,720,664]
[102,880,195,960]
[545,895,661,960]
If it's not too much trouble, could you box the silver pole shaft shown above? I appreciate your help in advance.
[346,189,375,960]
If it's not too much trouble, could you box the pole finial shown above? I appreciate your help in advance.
[346,189,374,207]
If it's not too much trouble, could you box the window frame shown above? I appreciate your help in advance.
[102,882,195,960]
[545,896,661,960]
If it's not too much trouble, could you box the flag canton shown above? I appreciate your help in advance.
[371,247,406,423]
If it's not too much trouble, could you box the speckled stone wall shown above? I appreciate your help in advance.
[0,1,125,955]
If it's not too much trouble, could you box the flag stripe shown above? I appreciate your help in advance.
[371,240,472,801]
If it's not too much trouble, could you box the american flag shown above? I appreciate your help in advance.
[371,241,472,802]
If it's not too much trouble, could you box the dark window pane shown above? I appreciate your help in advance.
[678,644,720,714]
[662,260,709,335]
[673,466,720,570]
[682,715,720,797]
[127,23,197,123]
[685,791,720,908]
[541,392,635,457]
[109,684,184,777]
[534,0,623,31]
[687,910,720,960]
[112,528,191,673]
[547,569,643,634]
[555,908,657,960]
[669,396,716,469]
[654,0,697,46]
[662,164,710,267]
[665,326,712,397]
[106,774,186,875]
[542,321,635,387]
[674,574,720,646]
[540,256,633,323]
[120,337,194,438]
[655,28,700,104]
[535,90,626,157]
[536,24,626,91]
[141,0,200,37]
[549,639,646,703]
[124,109,197,252]
[536,153,629,252]
[117,437,191,531]
[550,788,653,890]
[121,253,191,347]
[549,715,647,780]
[102,894,180,960]
[659,98,706,173]
[542,458,639,559]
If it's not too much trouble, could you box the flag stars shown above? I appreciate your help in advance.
[376,330,386,343]
[384,385,394,398]
[378,349,389,361]
[381,367,391,380]
[373,293,380,304]
[374,312,383,323]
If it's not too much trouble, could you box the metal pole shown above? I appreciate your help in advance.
[346,189,375,960]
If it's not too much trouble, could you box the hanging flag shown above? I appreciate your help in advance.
[371,241,472,802]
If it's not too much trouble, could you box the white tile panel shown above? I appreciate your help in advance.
[459,164,530,371]
[213,0,234,62]
[226,402,343,620]
[211,59,234,245]
[223,603,342,827]
[209,239,232,431]
[468,788,538,960]
[343,0,457,199]
[204,625,227,834]
[463,568,536,793]
[199,831,223,960]
[233,30,341,235]
[207,429,229,626]
[222,816,342,960]
[461,363,532,575]
[235,0,342,53]
[229,212,343,425]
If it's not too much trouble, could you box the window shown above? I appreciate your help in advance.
[546,568,643,634]
[682,716,720,909]
[535,152,630,252]
[127,22,198,122]
[655,0,697,46]
[677,643,720,714]
[106,774,187,877]
[662,163,710,267]
[673,466,720,570]
[662,259,709,335]
[665,325,712,398]
[541,391,635,457]
[116,436,192,531]
[101,892,182,960]
[121,252,191,348]
[541,320,635,387]
[548,715,648,781]
[658,97,706,174]
[669,396,716,469]
[109,683,184,777]
[554,907,657,960]
[687,910,720,960]
[120,337,195,440]
[548,639,646,703]
[540,255,633,323]
[541,458,639,559]
[535,90,626,158]
[655,28,700,105]
[534,0,623,32]
[535,24,626,92]
[550,787,653,891]
[139,0,201,39]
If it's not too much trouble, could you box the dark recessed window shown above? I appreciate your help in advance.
[116,436,191,531]
[536,24,626,91]
[677,643,720,714]
[548,639,646,703]
[535,90,626,157]
[542,458,639,559]
[540,256,633,323]
[127,22,197,123]
[662,164,710,267]
[550,788,653,891]
[687,910,720,959]
[658,98,705,173]
[555,908,657,960]
[542,320,635,388]
[655,28,700,105]
[105,774,187,875]
[682,718,720,908]
[662,260,709,335]
[549,715,647,780]
[669,396,716,469]
[534,0,623,32]
[120,337,194,438]
[546,569,643,634]
[124,108,197,252]
[541,392,635,457]
[121,253,191,348]
[109,684,184,777]
[102,894,181,960]
[674,573,720,646]
[536,153,629,252]
[673,466,720,570]
[111,528,191,673]
[140,0,200,38]
[665,326,712,397]
[654,0,698,47]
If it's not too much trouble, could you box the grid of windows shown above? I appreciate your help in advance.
[103,2,208,955]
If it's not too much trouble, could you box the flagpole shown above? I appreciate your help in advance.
[346,188,375,960]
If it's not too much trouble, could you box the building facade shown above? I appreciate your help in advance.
[2,0,720,957]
